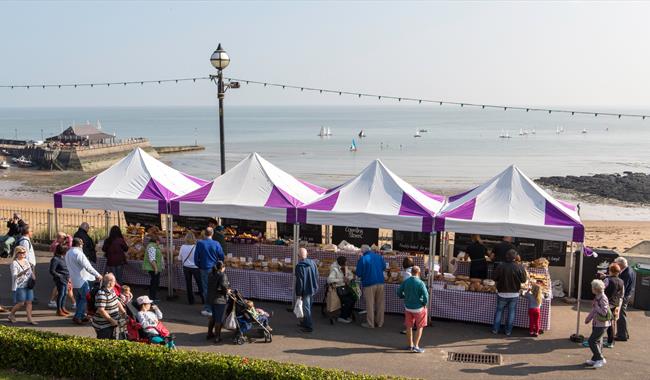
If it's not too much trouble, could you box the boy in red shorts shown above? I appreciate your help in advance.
[397,265,429,353]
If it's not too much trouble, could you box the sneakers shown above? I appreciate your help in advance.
[406,346,414,351]
[592,360,605,368]
[337,317,352,324]
[71,303,77,310]
[47,300,57,309]
[603,342,614,348]
[361,323,374,329]
[412,347,425,353]
[585,360,595,366]
[200,310,212,317]
[582,341,590,347]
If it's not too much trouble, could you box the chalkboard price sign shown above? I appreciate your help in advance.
[277,222,323,244]
[124,212,162,229]
[393,230,439,254]
[542,240,567,266]
[331,226,379,247]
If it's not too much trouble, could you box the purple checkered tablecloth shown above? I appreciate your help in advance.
[429,287,551,330]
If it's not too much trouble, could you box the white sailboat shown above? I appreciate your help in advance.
[581,128,588,134]
[326,127,332,136]
[349,139,358,151]
[499,129,511,139]
[531,128,536,135]
[413,129,421,138]
[317,126,326,137]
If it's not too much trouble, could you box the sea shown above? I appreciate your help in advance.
[1,105,649,220]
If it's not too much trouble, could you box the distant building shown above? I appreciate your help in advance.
[46,123,116,145]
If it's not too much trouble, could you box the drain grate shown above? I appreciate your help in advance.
[447,352,502,365]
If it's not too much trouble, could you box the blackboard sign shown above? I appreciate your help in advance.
[124,212,162,229]
[277,223,323,244]
[221,218,267,236]
[517,237,541,262]
[332,226,379,247]
[174,216,217,232]
[542,240,567,266]
[453,234,504,257]
[393,230,440,254]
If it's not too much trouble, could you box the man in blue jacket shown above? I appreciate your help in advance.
[194,227,224,316]
[615,257,636,341]
[295,248,318,333]
[356,244,386,328]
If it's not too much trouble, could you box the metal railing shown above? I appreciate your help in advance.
[0,207,124,243]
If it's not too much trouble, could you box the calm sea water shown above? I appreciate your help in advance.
[1,105,649,219]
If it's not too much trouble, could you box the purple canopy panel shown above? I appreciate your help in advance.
[448,187,477,202]
[54,176,97,208]
[298,179,326,195]
[419,189,445,203]
[434,198,477,232]
[169,182,214,215]
[183,173,210,186]
[265,186,303,223]
[298,191,340,223]
[544,200,584,242]
[138,179,178,214]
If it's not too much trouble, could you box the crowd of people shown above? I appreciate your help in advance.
[0,220,639,364]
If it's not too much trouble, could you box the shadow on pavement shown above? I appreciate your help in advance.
[461,362,587,376]
[284,346,399,356]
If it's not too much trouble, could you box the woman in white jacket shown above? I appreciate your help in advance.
[327,256,355,323]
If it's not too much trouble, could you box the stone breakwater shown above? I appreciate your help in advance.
[537,172,650,203]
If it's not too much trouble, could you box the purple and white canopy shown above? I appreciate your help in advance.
[298,160,444,232]
[434,165,584,242]
[170,153,325,223]
[54,148,208,213]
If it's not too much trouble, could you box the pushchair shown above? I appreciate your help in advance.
[227,291,272,345]
[123,297,175,348]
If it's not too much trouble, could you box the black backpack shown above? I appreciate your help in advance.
[87,283,102,316]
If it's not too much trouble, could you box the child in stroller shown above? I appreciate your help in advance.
[131,295,176,349]
[228,291,273,345]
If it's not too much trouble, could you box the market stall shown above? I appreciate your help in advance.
[432,165,585,330]
[54,147,208,295]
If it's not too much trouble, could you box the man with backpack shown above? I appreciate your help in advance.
[66,238,102,325]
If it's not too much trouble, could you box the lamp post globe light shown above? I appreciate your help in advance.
[210,43,230,175]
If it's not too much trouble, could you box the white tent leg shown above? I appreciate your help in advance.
[167,214,174,298]
[292,223,300,307]
[428,232,436,279]
[54,208,59,234]
[568,242,575,297]
[574,243,585,338]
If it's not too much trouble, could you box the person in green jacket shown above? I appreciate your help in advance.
[397,266,429,353]
[142,227,165,302]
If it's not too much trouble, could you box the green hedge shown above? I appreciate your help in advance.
[0,326,403,380]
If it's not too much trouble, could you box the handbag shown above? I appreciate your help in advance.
[327,286,342,313]
[596,307,613,323]
[293,298,304,319]
[348,280,361,301]
[224,309,237,330]
[154,321,171,337]
[18,261,35,289]
[336,285,352,298]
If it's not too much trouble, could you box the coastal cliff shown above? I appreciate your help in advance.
[537,172,650,203]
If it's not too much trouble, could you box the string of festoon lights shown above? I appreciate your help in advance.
[2,75,648,120]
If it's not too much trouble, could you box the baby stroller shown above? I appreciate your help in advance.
[227,291,272,345]
[124,298,175,348]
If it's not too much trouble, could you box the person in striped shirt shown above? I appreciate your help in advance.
[92,273,126,339]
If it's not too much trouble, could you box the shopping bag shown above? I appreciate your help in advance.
[293,298,304,319]
[327,286,341,313]
[224,310,237,330]
[155,321,171,337]
[349,280,361,301]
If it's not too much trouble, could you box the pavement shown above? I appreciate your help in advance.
[1,253,649,380]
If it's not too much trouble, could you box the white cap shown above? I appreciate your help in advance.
[136,295,153,305]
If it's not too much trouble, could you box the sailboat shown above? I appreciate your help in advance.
[413,129,421,138]
[581,128,588,134]
[318,126,326,137]
[499,129,511,139]
[358,130,366,138]
[349,139,358,151]
[326,127,332,136]
[531,128,536,135]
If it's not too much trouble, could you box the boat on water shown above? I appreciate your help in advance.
[0,161,9,169]
[349,139,358,151]
[418,128,428,133]
[326,127,332,136]
[531,128,536,135]
[414,129,421,138]
[358,130,366,138]
[519,128,529,136]
[581,128,588,134]
[499,129,511,139]
[318,126,327,137]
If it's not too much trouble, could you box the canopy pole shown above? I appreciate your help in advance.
[567,242,575,297]
[574,243,585,338]
[292,223,300,307]
[428,232,436,279]
[167,214,175,298]
[54,207,59,234]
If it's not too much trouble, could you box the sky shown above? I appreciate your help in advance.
[1,1,649,110]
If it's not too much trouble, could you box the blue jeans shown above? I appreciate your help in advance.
[56,282,67,310]
[492,295,518,334]
[301,294,313,330]
[73,281,90,320]
[200,269,210,311]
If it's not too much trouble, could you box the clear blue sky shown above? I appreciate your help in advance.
[1,1,649,109]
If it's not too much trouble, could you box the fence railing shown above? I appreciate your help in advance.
[0,207,124,244]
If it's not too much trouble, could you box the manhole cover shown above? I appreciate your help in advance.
[447,352,502,365]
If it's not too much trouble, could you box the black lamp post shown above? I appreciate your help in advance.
[210,43,231,175]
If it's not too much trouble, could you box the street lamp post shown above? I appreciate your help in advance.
[210,44,231,175]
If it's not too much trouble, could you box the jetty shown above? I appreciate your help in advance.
[154,145,205,154]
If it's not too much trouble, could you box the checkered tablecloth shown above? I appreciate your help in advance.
[429,287,551,330]
[454,261,550,279]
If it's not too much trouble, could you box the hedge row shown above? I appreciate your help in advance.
[0,326,402,380]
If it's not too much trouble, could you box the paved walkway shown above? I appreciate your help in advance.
[1,254,649,379]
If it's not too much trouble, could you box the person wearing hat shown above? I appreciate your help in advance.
[142,227,165,302]
[214,225,227,249]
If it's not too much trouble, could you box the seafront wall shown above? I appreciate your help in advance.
[154,145,205,154]
[72,141,158,171]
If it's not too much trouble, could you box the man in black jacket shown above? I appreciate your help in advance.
[615,257,636,341]
[492,249,527,336]
[1,213,25,257]
[74,222,97,263]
